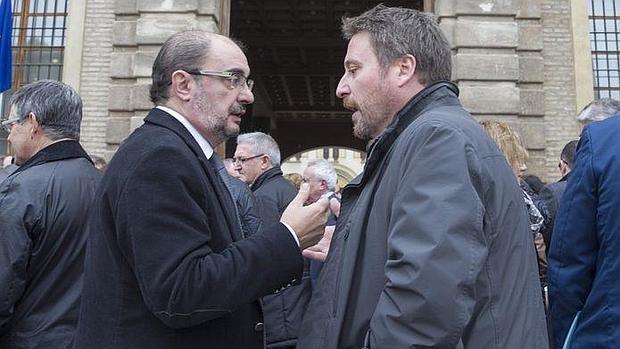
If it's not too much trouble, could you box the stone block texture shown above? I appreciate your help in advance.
[455,0,517,15]
[541,0,582,181]
[99,0,224,153]
[454,53,519,81]
[454,20,518,48]
[79,0,115,157]
[436,0,553,179]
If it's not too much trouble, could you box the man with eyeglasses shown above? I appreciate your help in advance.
[233,131,309,349]
[0,80,101,348]
[74,31,328,349]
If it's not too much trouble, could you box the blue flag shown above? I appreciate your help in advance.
[0,0,12,92]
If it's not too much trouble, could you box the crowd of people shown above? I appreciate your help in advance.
[1,4,619,349]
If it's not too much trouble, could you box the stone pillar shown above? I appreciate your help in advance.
[539,0,583,180]
[107,0,226,159]
[436,0,547,178]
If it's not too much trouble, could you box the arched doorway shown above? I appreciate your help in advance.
[280,146,365,188]
[227,0,426,158]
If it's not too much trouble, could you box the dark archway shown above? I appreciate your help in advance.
[228,0,425,157]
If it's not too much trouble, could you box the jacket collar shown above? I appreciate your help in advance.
[12,140,92,176]
[350,81,459,188]
[145,108,243,241]
[144,108,211,163]
[251,166,283,191]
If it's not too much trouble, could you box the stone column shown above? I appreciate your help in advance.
[436,0,547,178]
[107,0,226,159]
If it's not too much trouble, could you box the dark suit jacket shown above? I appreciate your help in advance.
[536,174,569,252]
[74,108,303,349]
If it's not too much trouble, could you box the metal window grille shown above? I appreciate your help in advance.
[11,0,68,88]
[588,0,620,99]
[1,0,68,154]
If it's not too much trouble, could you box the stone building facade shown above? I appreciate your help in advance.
[5,0,595,182]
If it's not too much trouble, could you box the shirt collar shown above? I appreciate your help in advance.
[156,105,214,159]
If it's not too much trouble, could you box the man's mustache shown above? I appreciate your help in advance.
[230,105,246,115]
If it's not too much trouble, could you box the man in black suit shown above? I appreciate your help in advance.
[74,30,328,349]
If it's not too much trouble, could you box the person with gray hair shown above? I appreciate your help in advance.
[301,159,341,286]
[234,131,281,184]
[75,30,328,349]
[0,80,101,348]
[234,131,310,349]
[299,4,547,348]
[302,159,337,203]
[576,98,620,125]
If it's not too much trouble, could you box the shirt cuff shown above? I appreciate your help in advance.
[281,222,300,247]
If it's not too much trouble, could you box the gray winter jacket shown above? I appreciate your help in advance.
[298,82,548,349]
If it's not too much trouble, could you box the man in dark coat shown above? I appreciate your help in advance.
[234,132,310,349]
[537,140,578,251]
[548,114,620,349]
[74,31,328,349]
[0,80,101,348]
[298,5,548,348]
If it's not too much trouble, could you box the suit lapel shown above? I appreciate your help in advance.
[144,108,243,242]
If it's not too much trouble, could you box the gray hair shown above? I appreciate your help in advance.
[341,4,452,85]
[150,30,212,104]
[576,98,620,124]
[10,80,82,141]
[236,132,281,165]
[306,159,337,191]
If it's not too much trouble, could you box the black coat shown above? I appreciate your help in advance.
[0,141,100,349]
[251,167,310,348]
[74,108,303,349]
[536,174,569,252]
[251,167,297,226]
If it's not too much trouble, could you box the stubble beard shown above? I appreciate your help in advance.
[193,90,239,146]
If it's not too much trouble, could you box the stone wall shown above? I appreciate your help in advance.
[436,0,548,179]
[78,0,115,157]
[104,0,225,160]
[541,0,582,181]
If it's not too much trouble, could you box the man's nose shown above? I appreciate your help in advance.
[335,75,349,99]
[239,87,254,105]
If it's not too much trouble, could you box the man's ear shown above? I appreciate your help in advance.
[170,70,194,102]
[320,179,327,190]
[261,155,271,170]
[394,54,417,87]
[29,112,40,136]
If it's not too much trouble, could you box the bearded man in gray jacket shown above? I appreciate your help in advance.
[298,5,548,349]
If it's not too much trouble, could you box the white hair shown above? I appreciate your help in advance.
[306,159,337,191]
[576,98,620,124]
[236,132,281,165]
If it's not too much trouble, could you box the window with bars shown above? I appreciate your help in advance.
[588,0,620,100]
[1,0,69,155]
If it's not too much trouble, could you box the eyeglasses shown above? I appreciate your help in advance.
[187,70,254,91]
[232,154,265,164]
[1,116,21,133]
